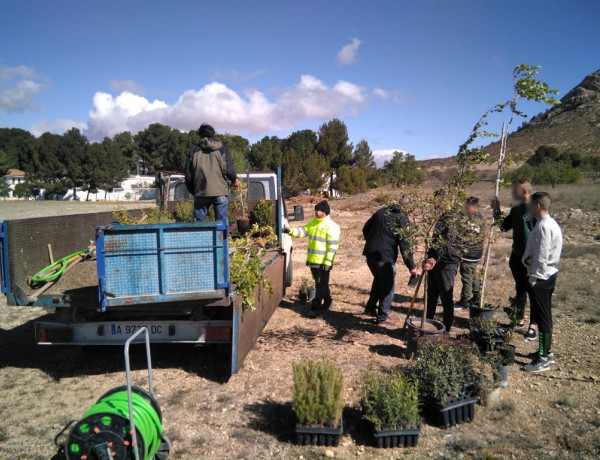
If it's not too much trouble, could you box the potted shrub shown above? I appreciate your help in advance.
[406,337,479,428]
[292,358,344,446]
[483,350,509,389]
[405,317,446,359]
[469,302,496,320]
[469,317,504,353]
[236,182,250,234]
[298,277,313,303]
[497,297,519,364]
[249,198,273,229]
[362,367,420,448]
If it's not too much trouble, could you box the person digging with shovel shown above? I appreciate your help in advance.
[362,203,417,324]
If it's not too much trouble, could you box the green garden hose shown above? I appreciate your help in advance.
[67,389,163,460]
[31,249,89,283]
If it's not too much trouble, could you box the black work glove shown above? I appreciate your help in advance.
[321,264,331,272]
[282,226,290,234]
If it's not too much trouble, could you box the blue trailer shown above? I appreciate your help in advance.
[0,171,294,374]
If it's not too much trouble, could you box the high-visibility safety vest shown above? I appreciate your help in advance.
[289,216,341,267]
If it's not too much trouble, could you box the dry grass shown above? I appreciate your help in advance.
[1,191,600,460]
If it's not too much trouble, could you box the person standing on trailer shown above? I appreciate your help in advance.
[185,123,240,223]
[492,178,537,340]
[522,192,563,372]
[454,196,485,310]
[284,200,341,315]
[362,203,417,324]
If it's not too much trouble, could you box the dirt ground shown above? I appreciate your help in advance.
[1,185,599,460]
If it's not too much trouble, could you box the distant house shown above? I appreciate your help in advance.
[3,169,26,199]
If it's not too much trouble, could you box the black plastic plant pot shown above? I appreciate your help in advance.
[295,421,343,446]
[497,344,516,364]
[426,395,477,428]
[405,318,446,359]
[373,427,420,448]
[299,290,308,303]
[237,217,250,234]
[469,305,494,320]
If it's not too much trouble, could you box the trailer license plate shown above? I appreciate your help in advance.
[110,324,167,337]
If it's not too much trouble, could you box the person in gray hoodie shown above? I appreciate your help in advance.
[454,196,485,310]
[522,192,563,372]
[185,123,240,222]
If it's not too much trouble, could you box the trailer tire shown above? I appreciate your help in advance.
[285,249,293,288]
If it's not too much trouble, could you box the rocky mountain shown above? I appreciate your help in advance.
[484,68,600,157]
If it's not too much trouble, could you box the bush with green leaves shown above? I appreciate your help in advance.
[229,233,274,311]
[292,358,344,427]
[174,200,195,222]
[406,337,479,404]
[112,206,175,225]
[249,198,274,229]
[361,367,420,430]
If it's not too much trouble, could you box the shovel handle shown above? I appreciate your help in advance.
[403,272,424,328]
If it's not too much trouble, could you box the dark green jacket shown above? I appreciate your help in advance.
[185,138,237,197]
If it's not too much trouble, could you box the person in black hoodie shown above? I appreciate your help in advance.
[362,203,417,323]
[185,123,240,223]
[454,196,485,310]
[492,178,537,340]
[422,213,461,332]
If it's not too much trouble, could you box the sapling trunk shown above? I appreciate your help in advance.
[479,123,507,307]
[420,273,428,329]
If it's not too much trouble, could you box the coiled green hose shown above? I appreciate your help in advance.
[68,390,163,460]
[31,249,89,283]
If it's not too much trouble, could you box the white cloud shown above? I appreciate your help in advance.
[373,149,408,167]
[336,38,362,66]
[85,91,168,140]
[0,64,49,112]
[30,118,88,136]
[373,87,389,99]
[212,69,265,83]
[76,75,371,141]
[109,79,145,94]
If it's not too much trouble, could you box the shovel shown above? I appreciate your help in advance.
[402,272,424,330]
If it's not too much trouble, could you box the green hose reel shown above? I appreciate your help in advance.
[66,387,164,460]
[61,328,170,460]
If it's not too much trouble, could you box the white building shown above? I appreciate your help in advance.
[3,169,26,199]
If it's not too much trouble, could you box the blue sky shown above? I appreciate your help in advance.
[1,0,599,163]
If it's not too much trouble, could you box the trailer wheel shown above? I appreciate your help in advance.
[285,249,293,288]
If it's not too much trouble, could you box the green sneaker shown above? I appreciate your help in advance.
[523,356,551,373]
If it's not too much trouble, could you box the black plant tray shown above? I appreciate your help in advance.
[426,396,477,428]
[295,421,342,446]
[373,427,420,448]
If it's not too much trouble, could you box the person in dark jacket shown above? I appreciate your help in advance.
[185,123,240,223]
[492,178,537,340]
[362,204,417,323]
[422,213,461,332]
[454,196,485,310]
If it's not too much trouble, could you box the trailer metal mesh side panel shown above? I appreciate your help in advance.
[97,222,230,307]
[4,211,119,305]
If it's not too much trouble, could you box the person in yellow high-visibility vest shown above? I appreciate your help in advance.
[283,200,340,313]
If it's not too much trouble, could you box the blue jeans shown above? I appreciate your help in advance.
[366,257,396,321]
[194,196,229,223]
